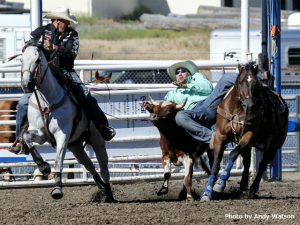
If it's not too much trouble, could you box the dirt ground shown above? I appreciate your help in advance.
[0,173,299,225]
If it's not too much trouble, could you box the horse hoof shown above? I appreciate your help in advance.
[200,192,212,202]
[240,191,249,199]
[200,195,211,202]
[157,186,168,196]
[104,196,116,203]
[51,187,63,199]
[38,162,51,175]
[186,195,194,202]
[248,192,259,199]
[213,179,226,193]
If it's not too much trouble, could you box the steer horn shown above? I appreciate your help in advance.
[148,95,159,106]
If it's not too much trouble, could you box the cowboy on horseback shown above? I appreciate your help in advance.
[10,7,115,154]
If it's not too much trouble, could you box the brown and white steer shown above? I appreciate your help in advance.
[143,99,211,201]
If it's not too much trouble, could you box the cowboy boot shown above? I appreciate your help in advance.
[8,122,30,155]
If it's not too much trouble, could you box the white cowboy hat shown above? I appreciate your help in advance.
[167,60,199,81]
[43,7,78,24]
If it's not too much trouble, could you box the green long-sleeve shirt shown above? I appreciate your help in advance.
[164,72,213,110]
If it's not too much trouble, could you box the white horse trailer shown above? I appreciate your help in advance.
[210,13,300,83]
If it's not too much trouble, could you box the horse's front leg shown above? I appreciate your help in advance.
[50,135,68,200]
[201,131,226,201]
[23,130,51,175]
[157,153,171,196]
[180,155,194,201]
[213,133,253,194]
[239,149,251,193]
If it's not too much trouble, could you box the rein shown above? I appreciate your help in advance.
[217,107,245,143]
[28,58,69,146]
[216,87,264,143]
[33,89,55,146]
[30,88,70,146]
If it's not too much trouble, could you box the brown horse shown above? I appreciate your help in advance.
[0,100,18,143]
[201,62,289,201]
[0,100,18,181]
[92,71,112,84]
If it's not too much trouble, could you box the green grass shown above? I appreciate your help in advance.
[76,17,211,40]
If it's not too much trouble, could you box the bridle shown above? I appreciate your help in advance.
[236,66,261,113]
[217,63,263,143]
[21,46,60,146]
[21,49,51,90]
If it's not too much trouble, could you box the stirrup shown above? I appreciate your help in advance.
[8,144,22,155]
[8,141,29,155]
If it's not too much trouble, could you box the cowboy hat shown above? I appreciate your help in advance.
[167,60,199,81]
[43,7,78,24]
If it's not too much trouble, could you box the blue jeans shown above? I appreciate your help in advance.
[64,70,109,127]
[16,93,31,137]
[175,73,238,143]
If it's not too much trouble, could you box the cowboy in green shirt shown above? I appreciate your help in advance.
[165,60,213,110]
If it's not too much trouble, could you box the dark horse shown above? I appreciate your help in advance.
[201,62,289,201]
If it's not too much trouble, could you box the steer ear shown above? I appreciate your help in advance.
[142,101,154,112]
[175,98,187,110]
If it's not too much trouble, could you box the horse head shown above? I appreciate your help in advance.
[21,45,63,103]
[21,46,42,92]
[236,62,260,112]
[92,70,112,84]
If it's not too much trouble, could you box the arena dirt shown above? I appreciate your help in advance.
[0,173,299,225]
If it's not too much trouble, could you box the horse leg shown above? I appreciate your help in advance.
[69,143,114,203]
[239,149,251,193]
[201,136,226,201]
[206,148,214,170]
[23,130,51,175]
[50,137,68,200]
[51,172,63,199]
[88,124,110,182]
[213,141,251,194]
[249,147,277,198]
[179,155,194,201]
[201,151,223,201]
[87,124,114,202]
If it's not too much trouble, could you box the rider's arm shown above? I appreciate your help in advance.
[55,30,79,60]
[186,72,213,96]
[29,26,46,43]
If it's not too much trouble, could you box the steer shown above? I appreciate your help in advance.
[143,98,211,201]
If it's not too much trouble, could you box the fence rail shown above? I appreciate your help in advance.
[0,60,299,187]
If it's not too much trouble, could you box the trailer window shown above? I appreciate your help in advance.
[288,48,300,65]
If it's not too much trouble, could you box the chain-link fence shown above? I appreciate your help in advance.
[89,69,214,84]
